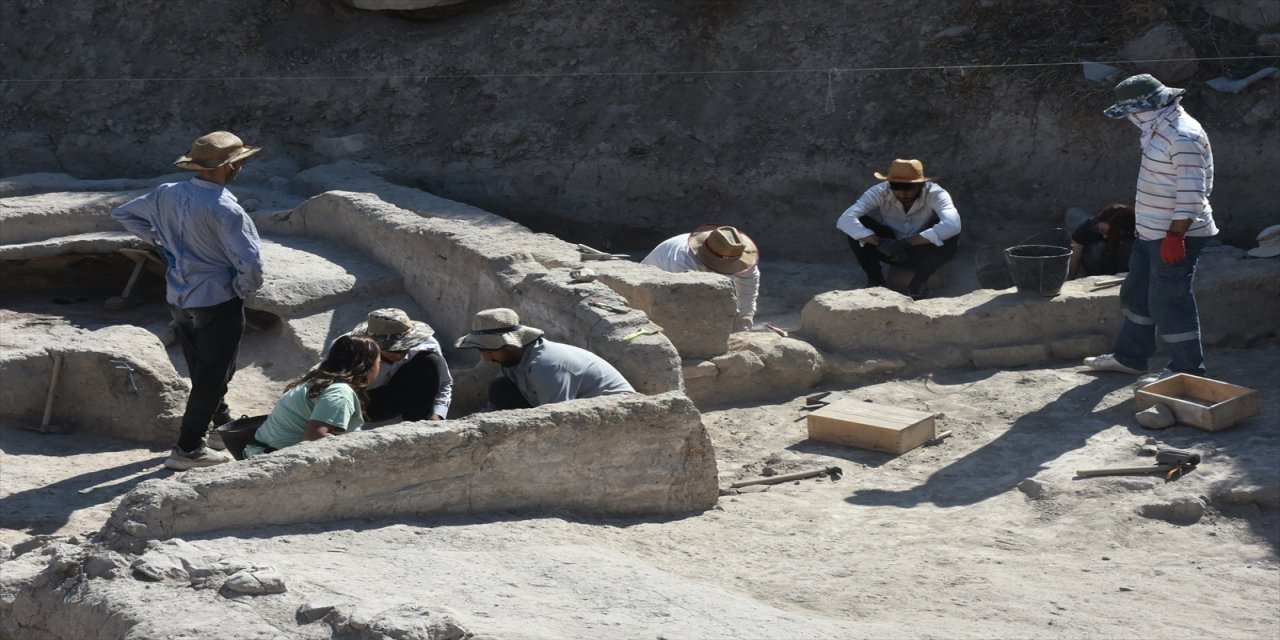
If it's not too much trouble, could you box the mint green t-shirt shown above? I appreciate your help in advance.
[247,382,364,456]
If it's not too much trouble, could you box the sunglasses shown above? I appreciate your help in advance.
[889,182,921,192]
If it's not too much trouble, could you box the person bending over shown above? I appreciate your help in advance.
[1070,204,1135,279]
[245,335,380,457]
[337,308,453,422]
[455,308,635,410]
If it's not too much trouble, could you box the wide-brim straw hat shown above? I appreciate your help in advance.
[688,224,759,275]
[174,131,261,170]
[351,308,435,352]
[874,158,934,183]
[455,308,545,350]
[1247,224,1280,258]
[1104,74,1185,119]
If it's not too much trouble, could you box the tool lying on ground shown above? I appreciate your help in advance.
[765,323,789,337]
[622,324,663,341]
[104,247,166,310]
[588,299,631,314]
[924,430,953,446]
[577,244,630,261]
[729,466,843,489]
[1089,278,1125,292]
[1076,447,1200,482]
[802,390,850,411]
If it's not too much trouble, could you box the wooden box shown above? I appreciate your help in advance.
[807,399,936,454]
[1135,373,1258,431]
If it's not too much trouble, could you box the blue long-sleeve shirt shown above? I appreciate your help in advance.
[112,178,263,308]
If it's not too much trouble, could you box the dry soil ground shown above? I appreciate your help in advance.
[1,262,1277,639]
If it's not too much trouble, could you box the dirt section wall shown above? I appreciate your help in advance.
[102,392,718,550]
[3,1,1276,260]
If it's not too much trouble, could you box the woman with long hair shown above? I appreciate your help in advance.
[1069,203,1136,278]
[244,335,381,457]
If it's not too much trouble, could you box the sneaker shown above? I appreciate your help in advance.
[164,446,232,471]
[205,429,226,451]
[1082,354,1146,375]
[1138,368,1176,386]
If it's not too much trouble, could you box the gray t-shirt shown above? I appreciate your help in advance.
[503,339,635,406]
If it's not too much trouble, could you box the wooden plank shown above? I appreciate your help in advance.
[807,398,936,454]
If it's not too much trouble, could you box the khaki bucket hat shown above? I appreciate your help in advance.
[174,131,261,170]
[351,308,435,352]
[455,308,545,350]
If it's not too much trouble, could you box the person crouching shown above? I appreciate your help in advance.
[244,335,381,457]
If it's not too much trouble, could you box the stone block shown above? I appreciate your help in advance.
[1049,335,1111,360]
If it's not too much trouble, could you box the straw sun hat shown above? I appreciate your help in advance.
[874,158,935,183]
[174,131,261,170]
[687,224,759,275]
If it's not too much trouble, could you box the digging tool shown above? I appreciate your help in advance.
[105,248,165,310]
[588,299,631,314]
[22,353,69,434]
[729,466,843,489]
[1089,278,1125,292]
[765,324,789,337]
[1155,447,1201,466]
[577,244,630,261]
[622,324,663,341]
[924,429,953,446]
[1075,462,1197,482]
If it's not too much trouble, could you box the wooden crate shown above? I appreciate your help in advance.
[807,398,936,454]
[1135,373,1258,431]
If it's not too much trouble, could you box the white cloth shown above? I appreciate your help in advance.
[835,182,962,247]
[1126,102,1217,241]
[640,233,759,326]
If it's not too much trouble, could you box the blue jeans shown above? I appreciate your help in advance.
[1113,236,1208,375]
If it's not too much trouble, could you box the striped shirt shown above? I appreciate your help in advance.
[1130,103,1218,241]
[112,178,264,308]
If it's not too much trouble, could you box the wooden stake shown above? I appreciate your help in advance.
[40,354,63,433]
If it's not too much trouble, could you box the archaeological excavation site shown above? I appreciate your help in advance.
[2,1,1279,639]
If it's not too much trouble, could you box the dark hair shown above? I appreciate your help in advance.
[284,335,381,419]
[1094,204,1135,255]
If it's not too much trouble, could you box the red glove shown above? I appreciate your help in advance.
[1161,231,1186,264]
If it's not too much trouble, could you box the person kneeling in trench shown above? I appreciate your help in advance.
[456,308,636,410]
[335,308,453,422]
[243,335,381,457]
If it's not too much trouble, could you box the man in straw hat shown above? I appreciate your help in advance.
[641,224,760,331]
[837,158,961,300]
[1084,74,1218,383]
[334,308,453,422]
[456,308,635,410]
[112,131,264,470]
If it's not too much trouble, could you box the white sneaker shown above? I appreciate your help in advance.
[1138,368,1176,386]
[164,446,232,471]
[1082,354,1146,375]
[205,429,226,451]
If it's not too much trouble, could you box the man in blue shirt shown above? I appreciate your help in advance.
[112,131,264,470]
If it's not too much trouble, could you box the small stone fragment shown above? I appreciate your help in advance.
[1135,403,1175,429]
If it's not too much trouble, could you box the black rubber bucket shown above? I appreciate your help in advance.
[215,414,268,461]
[1004,244,1072,297]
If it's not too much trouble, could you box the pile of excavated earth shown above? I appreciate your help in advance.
[0,166,1277,639]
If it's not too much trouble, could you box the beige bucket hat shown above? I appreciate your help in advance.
[687,224,759,275]
[174,131,261,170]
[455,308,545,350]
[351,308,435,352]
[1247,224,1280,258]
[874,158,935,183]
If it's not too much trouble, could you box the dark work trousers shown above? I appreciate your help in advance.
[846,215,959,288]
[365,352,447,422]
[170,297,245,452]
[487,376,533,411]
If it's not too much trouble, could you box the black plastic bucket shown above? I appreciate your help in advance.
[1004,244,1072,297]
[215,414,268,461]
